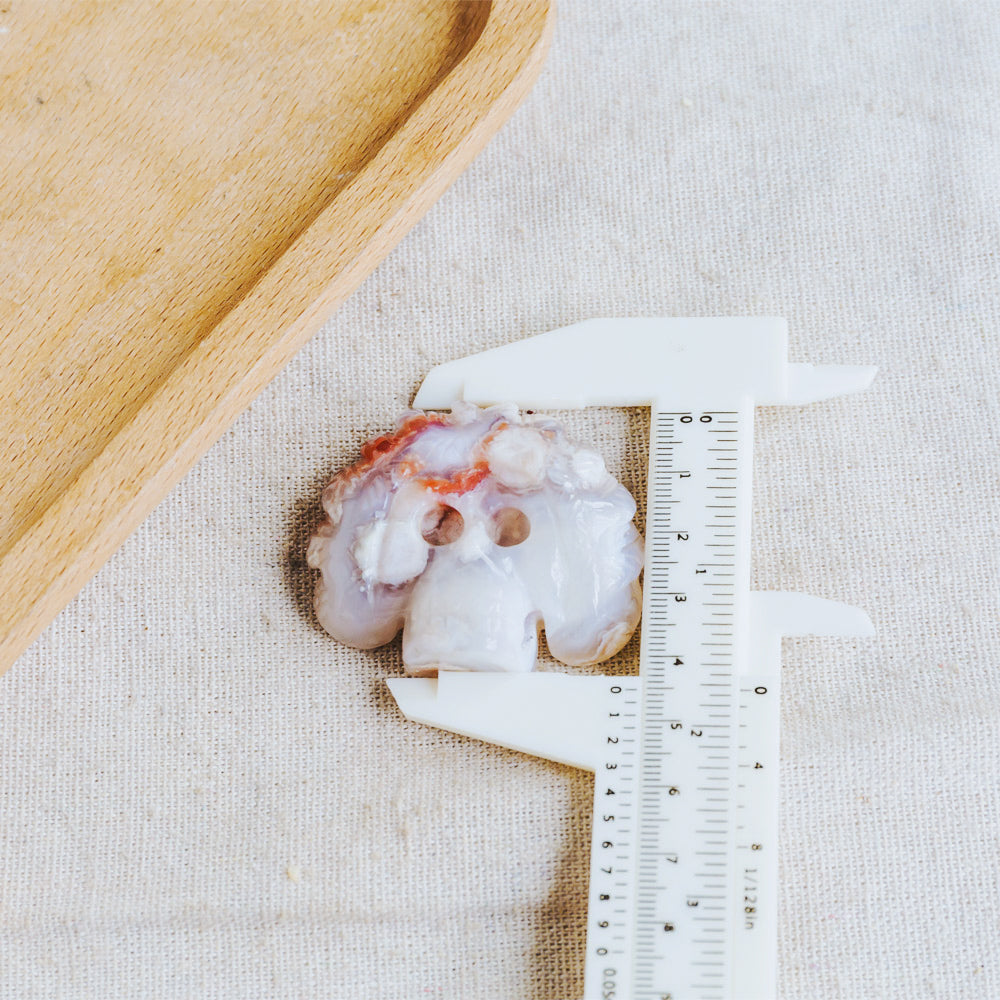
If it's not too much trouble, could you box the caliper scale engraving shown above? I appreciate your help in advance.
[633,409,748,999]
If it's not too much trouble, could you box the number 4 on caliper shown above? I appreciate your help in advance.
[388,318,876,1000]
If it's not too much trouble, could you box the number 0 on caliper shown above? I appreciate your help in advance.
[388,318,875,1000]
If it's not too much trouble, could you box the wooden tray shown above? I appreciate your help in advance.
[0,0,553,674]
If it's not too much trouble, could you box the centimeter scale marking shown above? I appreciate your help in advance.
[585,404,759,1000]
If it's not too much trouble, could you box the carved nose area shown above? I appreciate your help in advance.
[421,504,464,546]
[490,506,530,547]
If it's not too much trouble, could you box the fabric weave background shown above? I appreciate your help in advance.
[2,2,998,998]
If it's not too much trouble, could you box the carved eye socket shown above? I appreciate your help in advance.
[421,504,464,546]
[490,506,530,547]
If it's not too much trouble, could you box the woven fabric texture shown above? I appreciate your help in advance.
[2,2,998,998]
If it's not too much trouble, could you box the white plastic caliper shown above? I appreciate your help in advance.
[387,318,875,1000]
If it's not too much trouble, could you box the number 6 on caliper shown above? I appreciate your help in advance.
[388,317,876,1000]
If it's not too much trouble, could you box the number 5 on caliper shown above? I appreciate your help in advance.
[388,318,875,1000]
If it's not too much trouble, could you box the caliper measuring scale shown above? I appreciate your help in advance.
[388,317,875,1000]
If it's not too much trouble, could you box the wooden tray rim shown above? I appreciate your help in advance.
[1,0,555,671]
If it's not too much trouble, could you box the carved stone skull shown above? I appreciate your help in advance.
[307,403,643,675]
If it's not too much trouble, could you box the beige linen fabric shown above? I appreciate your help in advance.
[2,2,998,998]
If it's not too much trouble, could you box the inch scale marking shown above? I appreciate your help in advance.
[388,318,876,999]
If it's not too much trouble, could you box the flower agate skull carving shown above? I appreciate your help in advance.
[307,403,643,675]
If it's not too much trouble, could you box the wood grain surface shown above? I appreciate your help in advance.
[0,0,554,674]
